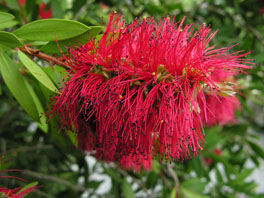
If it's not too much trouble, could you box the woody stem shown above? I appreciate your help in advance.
[19,46,70,69]
[167,163,181,198]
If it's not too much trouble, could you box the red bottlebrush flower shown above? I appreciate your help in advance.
[214,148,222,155]
[39,3,52,19]
[50,13,252,170]
[18,0,26,6]
[199,95,240,126]
[205,158,213,165]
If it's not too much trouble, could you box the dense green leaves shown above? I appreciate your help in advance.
[0,51,39,122]
[0,1,264,198]
[14,19,92,41]
[18,51,59,93]
[0,31,23,48]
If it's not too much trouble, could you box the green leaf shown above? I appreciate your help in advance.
[104,168,122,183]
[152,159,161,174]
[247,140,264,159]
[14,19,92,41]
[170,187,176,198]
[230,169,254,185]
[86,181,103,190]
[0,20,18,30]
[146,172,158,188]
[0,12,14,23]
[0,31,23,48]
[16,181,38,196]
[0,51,39,122]
[181,187,210,198]
[68,131,78,147]
[40,26,103,53]
[25,80,48,133]
[191,157,204,177]
[18,51,59,93]
[204,126,222,149]
[181,178,207,193]
[122,178,135,198]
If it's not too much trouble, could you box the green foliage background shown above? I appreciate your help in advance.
[0,0,264,198]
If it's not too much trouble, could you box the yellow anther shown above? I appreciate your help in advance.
[143,16,146,20]
[120,27,124,30]
[119,95,123,99]
[152,72,156,76]
[78,53,81,56]
[203,22,206,26]
[113,11,117,14]
[160,120,164,124]
[205,73,210,77]
[167,16,171,20]
[179,29,183,32]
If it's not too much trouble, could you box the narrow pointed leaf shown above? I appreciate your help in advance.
[122,178,135,198]
[25,80,48,133]
[18,51,59,93]
[14,19,92,41]
[247,140,264,159]
[0,52,39,122]
[170,188,176,198]
[0,20,18,30]
[0,31,23,48]
[181,187,210,198]
[0,12,14,23]
[16,182,38,195]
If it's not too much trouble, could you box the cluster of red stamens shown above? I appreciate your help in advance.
[50,13,252,171]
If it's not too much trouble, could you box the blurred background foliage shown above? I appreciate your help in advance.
[0,0,264,198]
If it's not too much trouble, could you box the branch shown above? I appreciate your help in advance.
[118,168,148,193]
[73,3,89,21]
[16,0,28,24]
[19,46,70,70]
[22,170,92,193]
[160,170,172,189]
[166,164,181,198]
[0,145,53,156]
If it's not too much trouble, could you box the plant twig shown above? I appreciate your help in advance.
[18,46,70,69]
[166,163,181,198]
[22,170,92,193]
[16,0,28,24]
[160,170,172,189]
[118,168,148,193]
[0,145,53,156]
[73,3,89,21]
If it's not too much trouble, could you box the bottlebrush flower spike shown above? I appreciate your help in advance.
[50,13,253,170]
